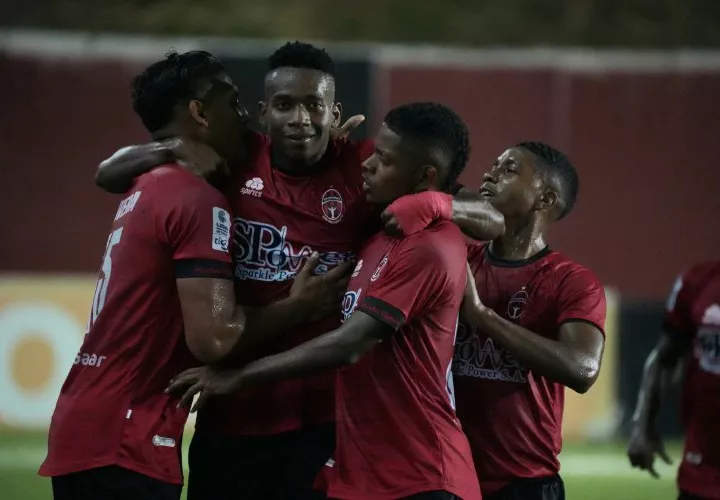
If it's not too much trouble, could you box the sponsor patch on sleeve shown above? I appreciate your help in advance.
[212,207,231,253]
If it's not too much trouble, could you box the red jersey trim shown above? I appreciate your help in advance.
[174,258,233,280]
[358,296,406,332]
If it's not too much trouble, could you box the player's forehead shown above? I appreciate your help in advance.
[265,67,334,100]
[374,123,402,155]
[495,147,533,169]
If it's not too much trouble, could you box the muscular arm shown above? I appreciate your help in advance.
[96,142,175,193]
[463,304,605,393]
[451,187,505,241]
[220,311,390,389]
[630,331,689,433]
[177,278,307,365]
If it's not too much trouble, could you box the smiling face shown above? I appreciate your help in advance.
[259,67,341,168]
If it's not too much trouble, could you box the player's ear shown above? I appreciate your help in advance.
[536,189,558,213]
[189,100,209,128]
[414,165,439,192]
[258,101,268,129]
[332,102,342,128]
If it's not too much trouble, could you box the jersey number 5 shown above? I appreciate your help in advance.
[86,227,124,332]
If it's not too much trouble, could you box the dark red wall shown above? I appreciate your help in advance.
[2,51,718,300]
[379,65,720,299]
[0,54,148,272]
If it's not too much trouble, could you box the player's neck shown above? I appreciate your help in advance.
[151,125,199,145]
[490,218,547,261]
[270,144,329,176]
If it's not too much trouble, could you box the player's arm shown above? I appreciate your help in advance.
[167,244,442,410]
[96,141,176,193]
[96,138,226,193]
[462,265,606,394]
[178,254,350,365]
[167,311,389,410]
[627,273,695,477]
[450,186,506,241]
[382,186,505,241]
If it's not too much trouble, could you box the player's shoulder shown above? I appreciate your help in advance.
[679,258,720,283]
[141,163,225,204]
[400,220,466,261]
[544,250,602,290]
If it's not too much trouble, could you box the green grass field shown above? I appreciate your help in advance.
[0,430,680,499]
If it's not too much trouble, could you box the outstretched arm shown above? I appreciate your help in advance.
[96,138,227,193]
[382,188,505,241]
[96,141,177,193]
[167,311,391,410]
[450,186,506,241]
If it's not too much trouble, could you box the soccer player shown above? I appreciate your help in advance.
[168,102,481,500]
[454,142,607,500]
[627,260,720,500]
[38,51,347,500]
[94,42,504,499]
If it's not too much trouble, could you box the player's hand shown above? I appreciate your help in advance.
[461,263,488,320]
[330,114,365,140]
[163,138,229,178]
[165,366,240,412]
[627,425,673,478]
[291,252,354,321]
[382,192,453,236]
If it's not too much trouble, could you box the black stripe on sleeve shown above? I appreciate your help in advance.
[174,259,234,280]
[358,296,406,333]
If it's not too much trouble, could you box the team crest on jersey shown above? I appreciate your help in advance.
[507,288,529,320]
[371,256,388,282]
[321,188,344,224]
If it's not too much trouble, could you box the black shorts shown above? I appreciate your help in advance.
[51,465,181,500]
[679,492,711,500]
[188,424,335,500]
[485,475,565,500]
[405,491,459,500]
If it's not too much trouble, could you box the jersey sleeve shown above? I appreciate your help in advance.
[156,174,234,280]
[556,267,607,334]
[662,262,717,337]
[357,242,453,331]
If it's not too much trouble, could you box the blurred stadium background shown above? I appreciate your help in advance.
[2,1,720,498]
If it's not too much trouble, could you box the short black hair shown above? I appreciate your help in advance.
[517,141,579,219]
[384,102,470,191]
[267,41,335,77]
[132,50,227,132]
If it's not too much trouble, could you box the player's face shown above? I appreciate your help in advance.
[260,68,341,166]
[202,74,251,162]
[480,147,542,217]
[362,124,439,205]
